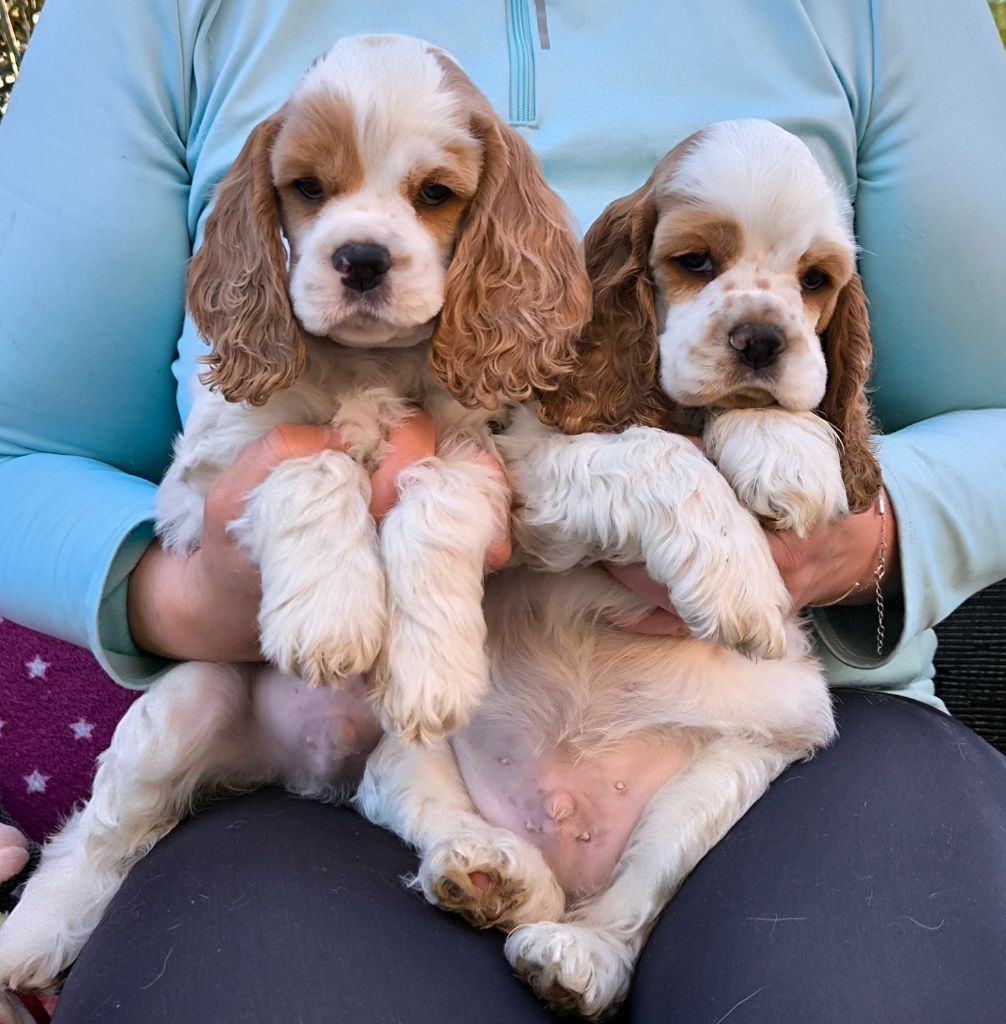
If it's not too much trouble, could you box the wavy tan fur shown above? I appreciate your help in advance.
[430,72,591,409]
[817,271,882,512]
[188,113,304,407]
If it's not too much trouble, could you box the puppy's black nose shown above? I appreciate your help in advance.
[332,243,391,293]
[729,322,785,371]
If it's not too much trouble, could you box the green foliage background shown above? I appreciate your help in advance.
[1,0,1005,118]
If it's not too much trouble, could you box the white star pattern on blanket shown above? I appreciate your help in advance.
[70,719,95,741]
[25,655,49,680]
[0,719,5,737]
[25,770,50,794]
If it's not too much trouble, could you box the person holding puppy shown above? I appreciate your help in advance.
[1,1,1004,1020]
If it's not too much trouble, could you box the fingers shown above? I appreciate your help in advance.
[602,561,675,611]
[617,608,691,636]
[370,411,437,522]
[601,562,692,636]
[469,448,513,572]
[206,414,512,572]
[370,412,513,570]
[203,424,347,542]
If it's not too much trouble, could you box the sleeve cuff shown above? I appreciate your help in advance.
[93,519,174,690]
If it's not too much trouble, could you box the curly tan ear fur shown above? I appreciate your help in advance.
[539,176,674,433]
[818,271,882,512]
[188,113,304,407]
[429,113,592,410]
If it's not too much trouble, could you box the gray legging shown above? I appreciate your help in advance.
[52,691,1006,1023]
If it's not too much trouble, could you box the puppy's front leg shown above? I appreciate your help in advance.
[356,735,564,930]
[375,440,509,743]
[233,449,386,686]
[500,408,790,658]
[506,737,790,1019]
[704,408,848,536]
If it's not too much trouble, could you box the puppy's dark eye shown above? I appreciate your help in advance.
[294,178,325,201]
[417,183,454,207]
[801,268,829,292]
[675,252,714,275]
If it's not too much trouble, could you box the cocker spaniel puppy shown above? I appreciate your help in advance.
[0,35,589,992]
[169,34,589,744]
[356,120,883,1017]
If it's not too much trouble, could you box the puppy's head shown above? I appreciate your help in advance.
[543,119,880,511]
[189,35,590,409]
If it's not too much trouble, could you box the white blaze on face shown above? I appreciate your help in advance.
[278,36,482,347]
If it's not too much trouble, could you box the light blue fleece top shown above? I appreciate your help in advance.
[0,0,1004,707]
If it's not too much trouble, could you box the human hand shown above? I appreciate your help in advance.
[129,414,511,662]
[606,489,898,636]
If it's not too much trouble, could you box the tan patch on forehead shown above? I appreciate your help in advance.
[271,93,364,199]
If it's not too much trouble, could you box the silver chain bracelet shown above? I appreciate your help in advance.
[873,490,888,657]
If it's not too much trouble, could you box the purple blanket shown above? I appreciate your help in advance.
[0,618,138,842]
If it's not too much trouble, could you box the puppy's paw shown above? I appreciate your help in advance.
[235,450,388,686]
[701,563,791,661]
[705,409,848,537]
[374,612,489,744]
[417,831,565,931]
[258,540,387,687]
[0,904,77,994]
[648,500,790,660]
[506,922,633,1019]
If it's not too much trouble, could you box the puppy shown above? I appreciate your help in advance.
[356,120,883,1018]
[0,35,590,993]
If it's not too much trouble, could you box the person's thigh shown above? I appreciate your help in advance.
[53,789,553,1024]
[54,690,1006,1024]
[625,690,1006,1024]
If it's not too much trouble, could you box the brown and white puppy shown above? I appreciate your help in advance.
[542,118,881,527]
[162,33,590,743]
[0,35,590,994]
[357,121,882,1018]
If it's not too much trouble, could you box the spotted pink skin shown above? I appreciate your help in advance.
[453,725,695,897]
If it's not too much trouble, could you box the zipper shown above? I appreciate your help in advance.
[506,0,537,125]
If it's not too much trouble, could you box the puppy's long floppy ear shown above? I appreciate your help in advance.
[818,271,883,512]
[430,107,592,409]
[188,113,304,407]
[539,175,667,433]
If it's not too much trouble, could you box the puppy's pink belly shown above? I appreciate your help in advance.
[453,731,694,897]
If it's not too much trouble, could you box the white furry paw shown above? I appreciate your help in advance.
[257,546,387,687]
[375,612,489,744]
[505,922,634,1019]
[644,492,791,660]
[417,831,565,931]
[698,556,790,661]
[705,408,848,537]
[235,452,388,687]
[0,898,81,994]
